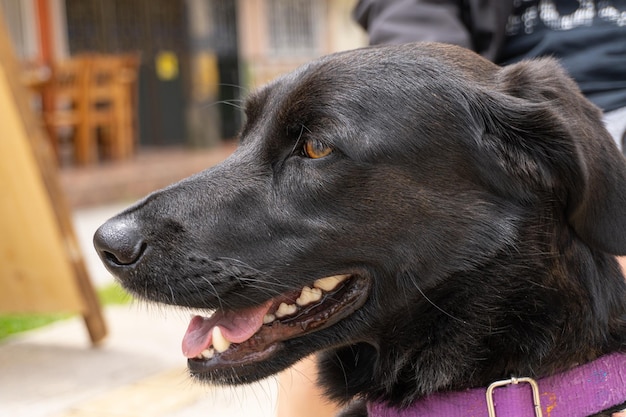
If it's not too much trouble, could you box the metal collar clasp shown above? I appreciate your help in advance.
[486,376,543,417]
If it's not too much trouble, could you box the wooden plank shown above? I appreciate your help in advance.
[0,64,85,313]
[0,13,106,344]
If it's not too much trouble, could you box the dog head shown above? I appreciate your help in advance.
[94,43,626,402]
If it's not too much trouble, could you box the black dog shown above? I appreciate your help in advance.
[94,43,626,416]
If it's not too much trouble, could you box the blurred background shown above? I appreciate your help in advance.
[0,1,366,416]
[4,0,365,155]
[1,0,365,204]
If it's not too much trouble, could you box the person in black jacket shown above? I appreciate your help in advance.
[353,0,626,152]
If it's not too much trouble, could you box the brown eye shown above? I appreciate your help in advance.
[303,139,333,159]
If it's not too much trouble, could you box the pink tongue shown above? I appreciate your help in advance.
[182,301,272,358]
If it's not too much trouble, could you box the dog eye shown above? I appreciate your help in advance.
[303,139,333,159]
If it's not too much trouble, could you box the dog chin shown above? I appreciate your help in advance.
[186,341,304,385]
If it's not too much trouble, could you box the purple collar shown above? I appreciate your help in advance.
[368,352,626,417]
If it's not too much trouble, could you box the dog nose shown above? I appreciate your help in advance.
[93,217,146,268]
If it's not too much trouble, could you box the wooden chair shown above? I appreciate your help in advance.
[42,54,139,165]
[84,54,139,162]
[41,57,92,164]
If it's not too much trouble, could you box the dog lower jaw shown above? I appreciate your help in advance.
[186,274,372,383]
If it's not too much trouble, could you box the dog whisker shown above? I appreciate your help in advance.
[200,99,246,110]
[198,276,225,311]
[236,276,292,293]
[287,124,307,156]
[217,82,249,93]
[333,351,351,400]
[164,275,177,305]
[408,279,469,326]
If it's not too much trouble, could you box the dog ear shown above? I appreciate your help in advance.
[469,58,626,255]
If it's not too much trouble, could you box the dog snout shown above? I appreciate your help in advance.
[93,216,146,270]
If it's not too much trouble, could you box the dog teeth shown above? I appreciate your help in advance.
[199,348,215,359]
[313,274,349,292]
[261,275,351,324]
[212,326,231,353]
[296,286,323,306]
[275,302,298,318]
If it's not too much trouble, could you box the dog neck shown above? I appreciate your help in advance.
[367,352,626,417]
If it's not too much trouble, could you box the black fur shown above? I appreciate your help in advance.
[94,43,626,416]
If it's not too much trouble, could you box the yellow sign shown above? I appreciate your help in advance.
[193,51,219,101]
[156,51,179,81]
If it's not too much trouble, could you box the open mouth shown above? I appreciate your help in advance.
[182,274,370,376]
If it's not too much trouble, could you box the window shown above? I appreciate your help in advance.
[267,0,323,56]
[0,0,38,59]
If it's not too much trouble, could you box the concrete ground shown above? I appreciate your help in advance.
[0,304,280,417]
[0,161,286,417]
